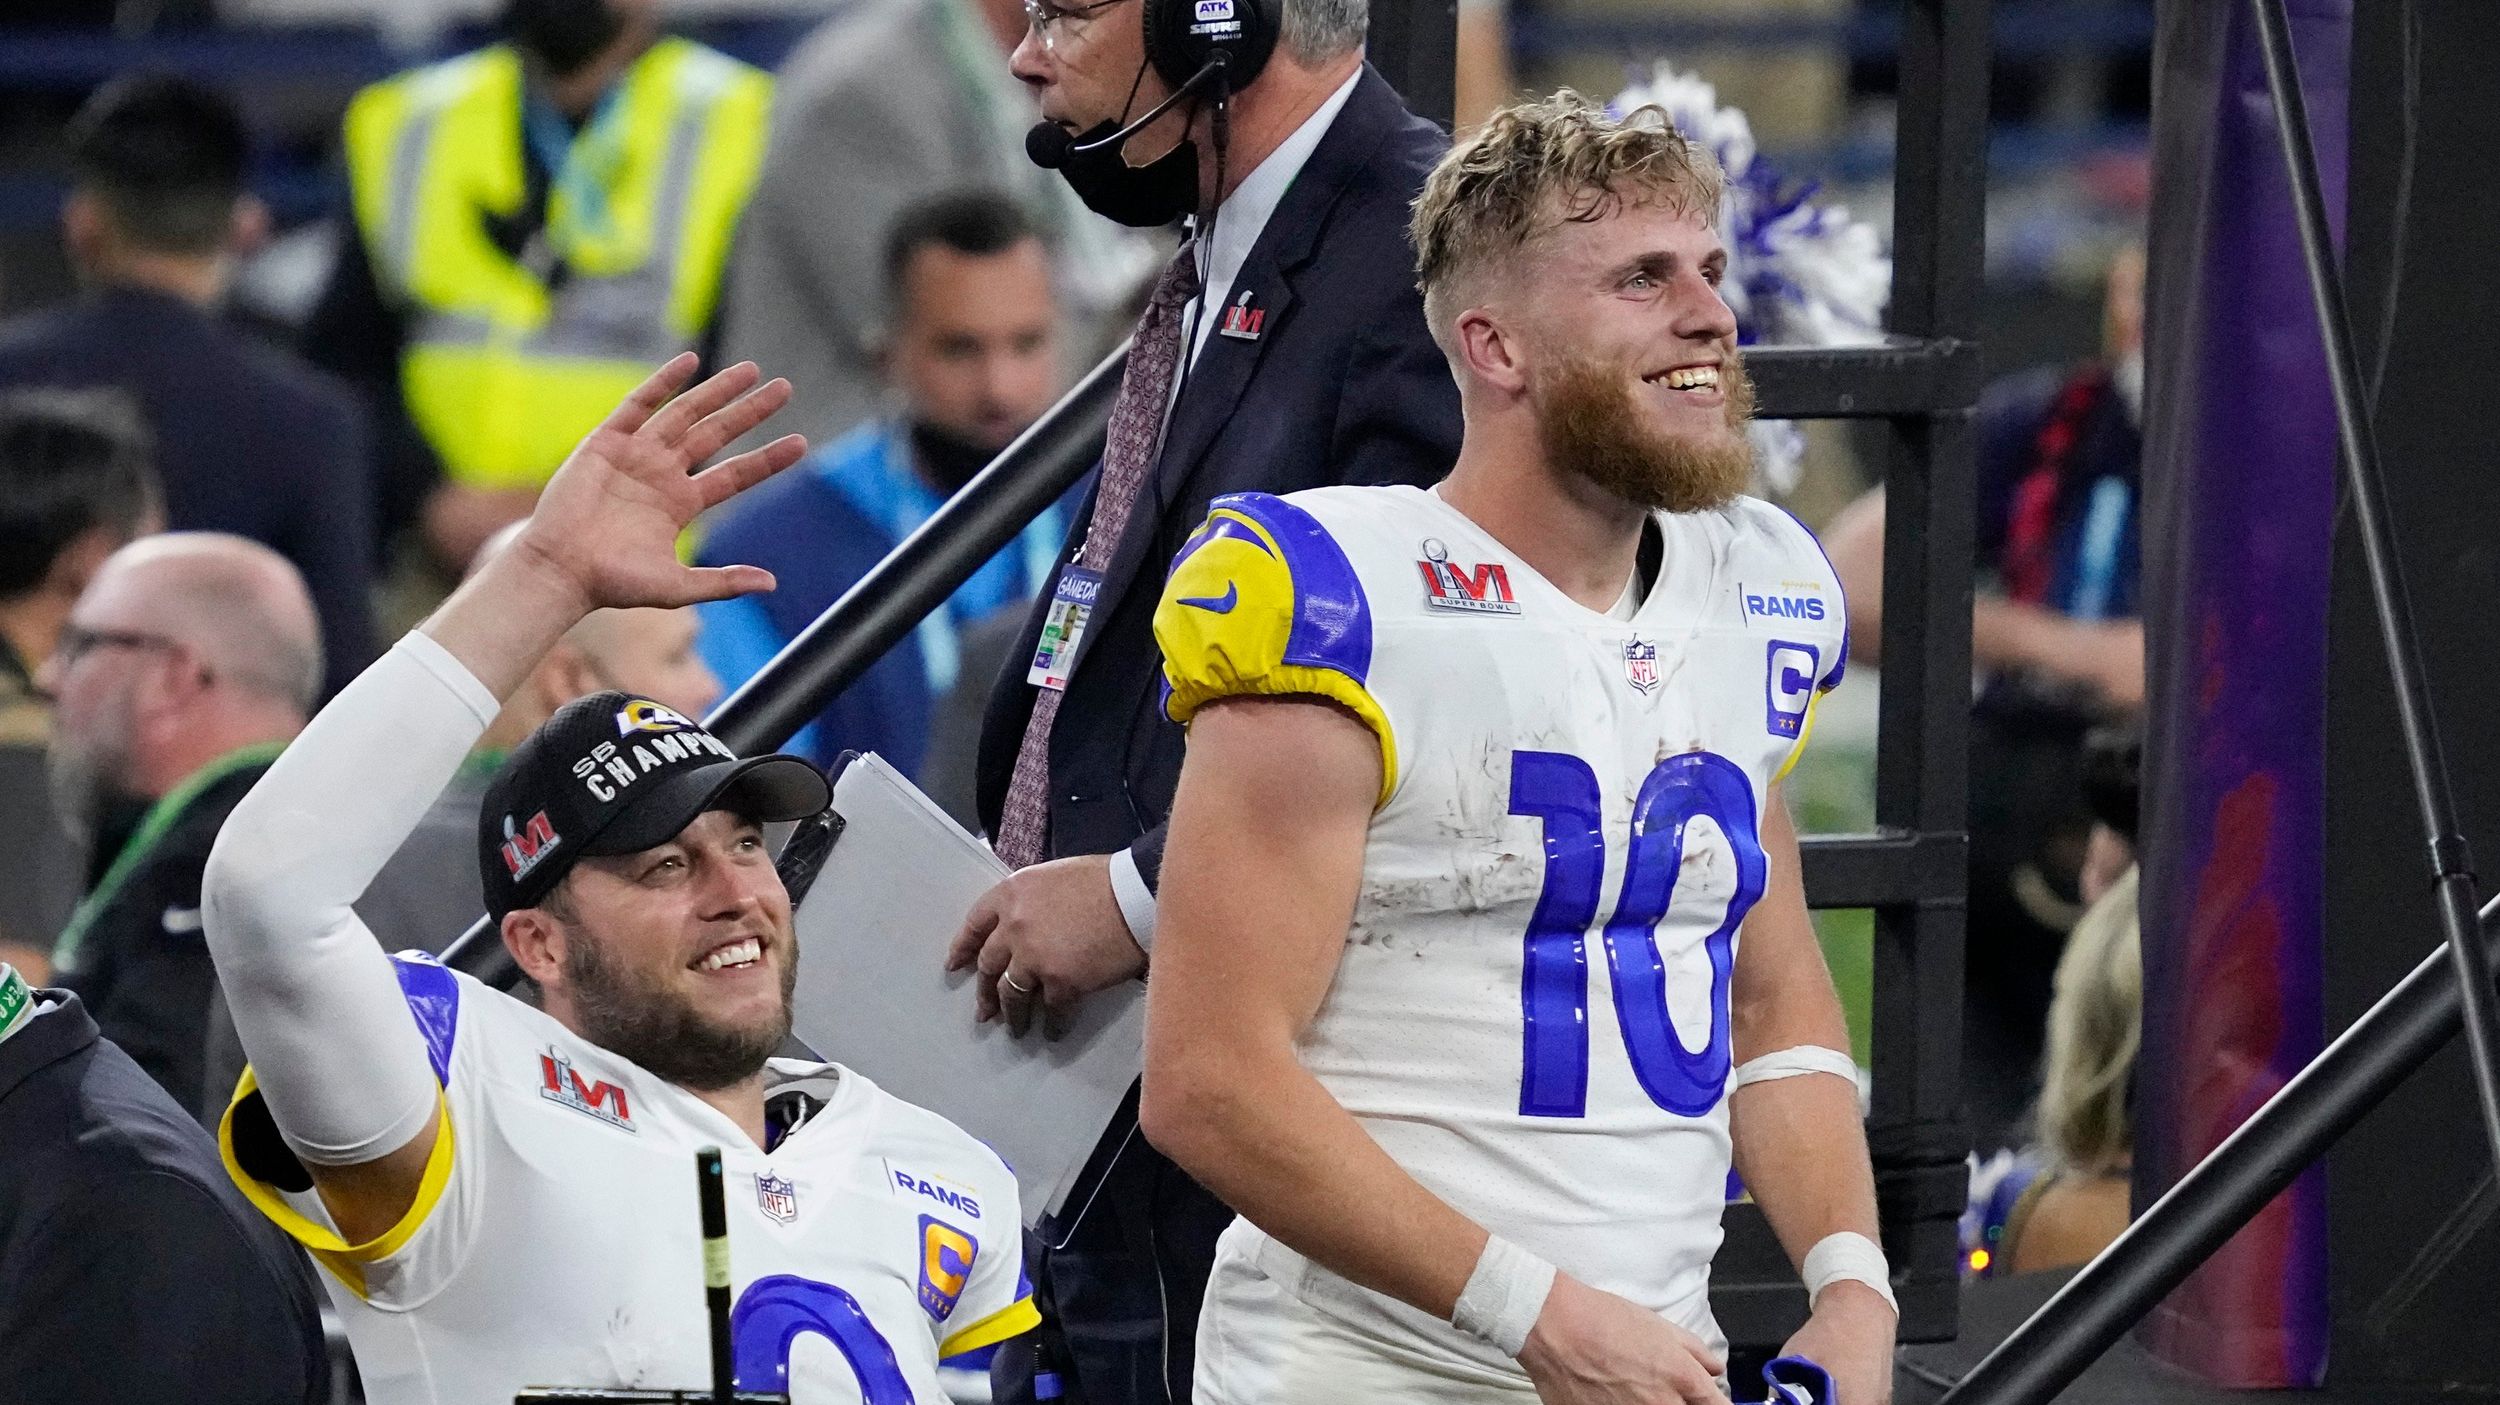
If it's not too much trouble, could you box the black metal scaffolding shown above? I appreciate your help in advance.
[1711,0,1989,1350]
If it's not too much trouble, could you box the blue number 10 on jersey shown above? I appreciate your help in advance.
[1510,749,1767,1120]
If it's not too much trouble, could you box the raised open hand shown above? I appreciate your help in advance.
[511,353,806,615]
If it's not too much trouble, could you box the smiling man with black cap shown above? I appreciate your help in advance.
[198,356,1039,1405]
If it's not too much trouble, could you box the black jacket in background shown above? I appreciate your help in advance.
[974,66,1463,879]
[0,990,328,1405]
[57,757,274,1121]
[0,287,378,697]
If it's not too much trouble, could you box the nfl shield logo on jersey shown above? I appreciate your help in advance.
[756,1172,798,1224]
[1623,637,1662,695]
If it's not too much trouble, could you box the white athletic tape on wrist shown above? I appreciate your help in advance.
[1802,1231,1896,1316]
[1451,1234,1558,1358]
[1731,1044,1861,1090]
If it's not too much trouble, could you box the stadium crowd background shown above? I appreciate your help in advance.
[0,1,2155,1401]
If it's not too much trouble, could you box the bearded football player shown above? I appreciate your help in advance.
[1139,94,1893,1405]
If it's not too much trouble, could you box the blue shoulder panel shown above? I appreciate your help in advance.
[1205,491,1374,682]
[389,951,461,1088]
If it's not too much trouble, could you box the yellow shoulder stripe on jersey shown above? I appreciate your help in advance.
[1154,494,1397,807]
[1771,686,1824,785]
[217,1068,457,1299]
[939,1295,1044,1359]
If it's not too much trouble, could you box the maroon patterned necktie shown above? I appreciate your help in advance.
[993,239,1202,869]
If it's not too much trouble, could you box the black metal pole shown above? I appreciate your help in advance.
[1865,0,1988,1343]
[440,345,1126,980]
[697,1146,735,1403]
[1942,894,2500,1405]
[2249,0,2500,1163]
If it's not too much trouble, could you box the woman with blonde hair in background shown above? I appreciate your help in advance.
[1966,724,2142,1276]
[2002,863,2141,1272]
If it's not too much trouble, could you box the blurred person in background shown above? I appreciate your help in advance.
[1825,243,2147,1150]
[699,190,1071,816]
[1452,0,1515,130]
[0,962,329,1405]
[717,0,1160,452]
[0,75,376,699]
[302,0,771,580]
[0,390,161,982]
[1966,723,2141,1277]
[42,533,320,1120]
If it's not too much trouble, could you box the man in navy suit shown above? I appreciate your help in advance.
[947,0,1463,1397]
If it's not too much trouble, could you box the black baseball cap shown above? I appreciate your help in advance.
[478,691,830,920]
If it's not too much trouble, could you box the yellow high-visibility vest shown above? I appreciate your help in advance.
[344,39,770,491]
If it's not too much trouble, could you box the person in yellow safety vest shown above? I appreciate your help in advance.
[301,0,770,578]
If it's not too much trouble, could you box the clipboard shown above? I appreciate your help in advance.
[784,753,1146,1222]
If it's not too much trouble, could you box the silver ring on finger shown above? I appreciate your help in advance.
[1002,973,1035,995]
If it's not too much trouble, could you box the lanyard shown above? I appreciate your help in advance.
[0,965,31,1046]
[52,741,287,974]
[823,426,1065,695]
[523,84,627,249]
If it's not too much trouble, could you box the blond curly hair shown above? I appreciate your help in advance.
[1409,91,1725,353]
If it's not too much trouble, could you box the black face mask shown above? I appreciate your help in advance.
[909,419,1004,497]
[502,0,628,79]
[1045,121,1203,229]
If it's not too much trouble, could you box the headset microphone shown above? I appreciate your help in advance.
[1024,57,1226,170]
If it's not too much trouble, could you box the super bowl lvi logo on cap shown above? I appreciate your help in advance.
[500,810,562,879]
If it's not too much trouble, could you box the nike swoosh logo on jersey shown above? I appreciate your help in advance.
[1178,583,1239,614]
[161,905,203,934]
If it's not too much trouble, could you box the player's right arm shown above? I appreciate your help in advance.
[204,356,802,1245]
[1142,697,1727,1405]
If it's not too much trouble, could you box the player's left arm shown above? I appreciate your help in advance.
[1729,787,1895,1405]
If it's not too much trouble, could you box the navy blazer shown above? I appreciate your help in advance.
[0,288,378,696]
[974,68,1462,877]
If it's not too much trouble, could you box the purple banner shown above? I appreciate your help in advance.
[2133,0,2344,1387]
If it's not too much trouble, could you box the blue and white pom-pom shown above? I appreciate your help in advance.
[1609,63,1890,494]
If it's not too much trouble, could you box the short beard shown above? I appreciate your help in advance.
[558,920,796,1093]
[1536,350,1756,514]
[47,690,136,850]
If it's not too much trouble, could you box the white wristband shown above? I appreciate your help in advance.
[1731,1044,1860,1090]
[1801,1231,1896,1316]
[1108,847,1157,952]
[1451,1235,1558,1358]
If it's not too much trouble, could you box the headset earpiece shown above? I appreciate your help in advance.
[1141,0,1276,96]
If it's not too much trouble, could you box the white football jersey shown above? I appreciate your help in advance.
[1156,484,1848,1377]
[220,958,1035,1405]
